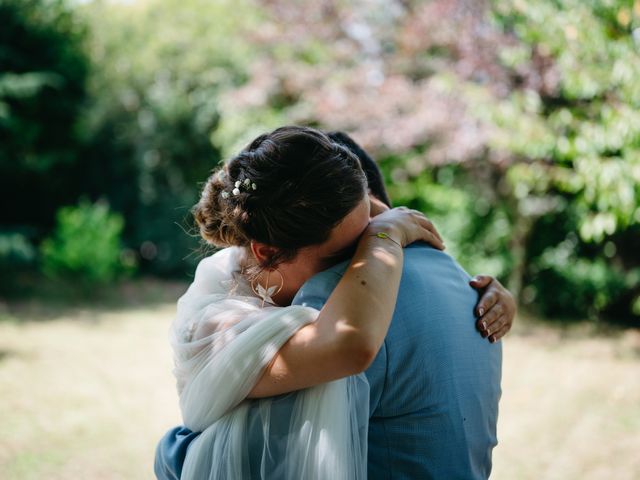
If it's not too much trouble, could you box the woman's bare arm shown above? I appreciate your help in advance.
[248,208,442,398]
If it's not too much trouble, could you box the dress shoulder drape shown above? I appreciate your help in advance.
[170,247,368,479]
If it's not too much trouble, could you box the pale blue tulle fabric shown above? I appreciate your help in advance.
[170,247,367,479]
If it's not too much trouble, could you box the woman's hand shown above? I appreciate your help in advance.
[368,207,445,250]
[469,275,516,343]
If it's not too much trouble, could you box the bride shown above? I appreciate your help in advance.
[172,125,447,479]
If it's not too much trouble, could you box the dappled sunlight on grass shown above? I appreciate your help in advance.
[492,316,640,480]
[0,301,182,479]
[0,298,638,479]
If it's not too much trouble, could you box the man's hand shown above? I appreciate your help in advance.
[469,275,516,343]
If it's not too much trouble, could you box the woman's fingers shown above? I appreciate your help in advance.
[475,289,499,318]
[469,275,492,289]
[488,324,510,343]
[414,213,444,243]
[371,207,444,250]
[410,213,444,249]
[478,303,504,335]
[474,278,516,341]
[420,229,445,250]
[478,303,514,343]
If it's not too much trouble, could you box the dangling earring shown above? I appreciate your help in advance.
[251,268,284,307]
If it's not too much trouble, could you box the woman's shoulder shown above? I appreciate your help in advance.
[196,246,243,273]
[173,247,252,343]
[190,247,243,287]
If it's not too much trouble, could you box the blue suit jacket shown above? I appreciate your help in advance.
[155,244,502,479]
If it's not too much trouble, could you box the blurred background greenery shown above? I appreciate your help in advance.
[1,0,639,324]
[1,1,639,478]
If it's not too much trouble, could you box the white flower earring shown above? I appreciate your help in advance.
[251,268,284,307]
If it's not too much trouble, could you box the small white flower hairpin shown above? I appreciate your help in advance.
[221,176,257,199]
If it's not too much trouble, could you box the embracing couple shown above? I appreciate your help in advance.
[154,126,515,479]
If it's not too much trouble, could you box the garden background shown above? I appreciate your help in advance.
[1,0,639,478]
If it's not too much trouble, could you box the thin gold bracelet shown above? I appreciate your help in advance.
[370,232,402,247]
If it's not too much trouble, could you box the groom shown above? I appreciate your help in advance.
[155,132,514,479]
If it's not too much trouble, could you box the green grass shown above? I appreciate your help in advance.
[1,286,639,479]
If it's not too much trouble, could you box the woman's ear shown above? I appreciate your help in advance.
[249,241,279,267]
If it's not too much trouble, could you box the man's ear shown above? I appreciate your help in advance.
[249,241,279,266]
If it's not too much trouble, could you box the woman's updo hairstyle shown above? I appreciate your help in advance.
[193,126,367,268]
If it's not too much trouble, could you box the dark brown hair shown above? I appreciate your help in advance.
[193,126,367,268]
[326,131,391,207]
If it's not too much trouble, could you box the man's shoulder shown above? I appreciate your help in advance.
[293,243,471,308]
[403,242,464,263]
[402,243,473,283]
[318,243,465,279]
[394,246,477,323]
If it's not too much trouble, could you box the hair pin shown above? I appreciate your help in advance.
[221,176,257,199]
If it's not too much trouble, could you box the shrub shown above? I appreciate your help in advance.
[40,200,134,283]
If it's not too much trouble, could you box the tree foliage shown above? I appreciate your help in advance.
[216,0,640,323]
[1,0,638,323]
[75,0,261,274]
[0,0,89,230]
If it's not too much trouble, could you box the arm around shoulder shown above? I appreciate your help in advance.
[249,207,444,398]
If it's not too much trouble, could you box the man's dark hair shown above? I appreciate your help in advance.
[327,131,391,207]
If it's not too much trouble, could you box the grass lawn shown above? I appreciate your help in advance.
[1,282,639,479]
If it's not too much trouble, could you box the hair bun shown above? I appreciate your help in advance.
[191,126,366,269]
[192,170,248,247]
